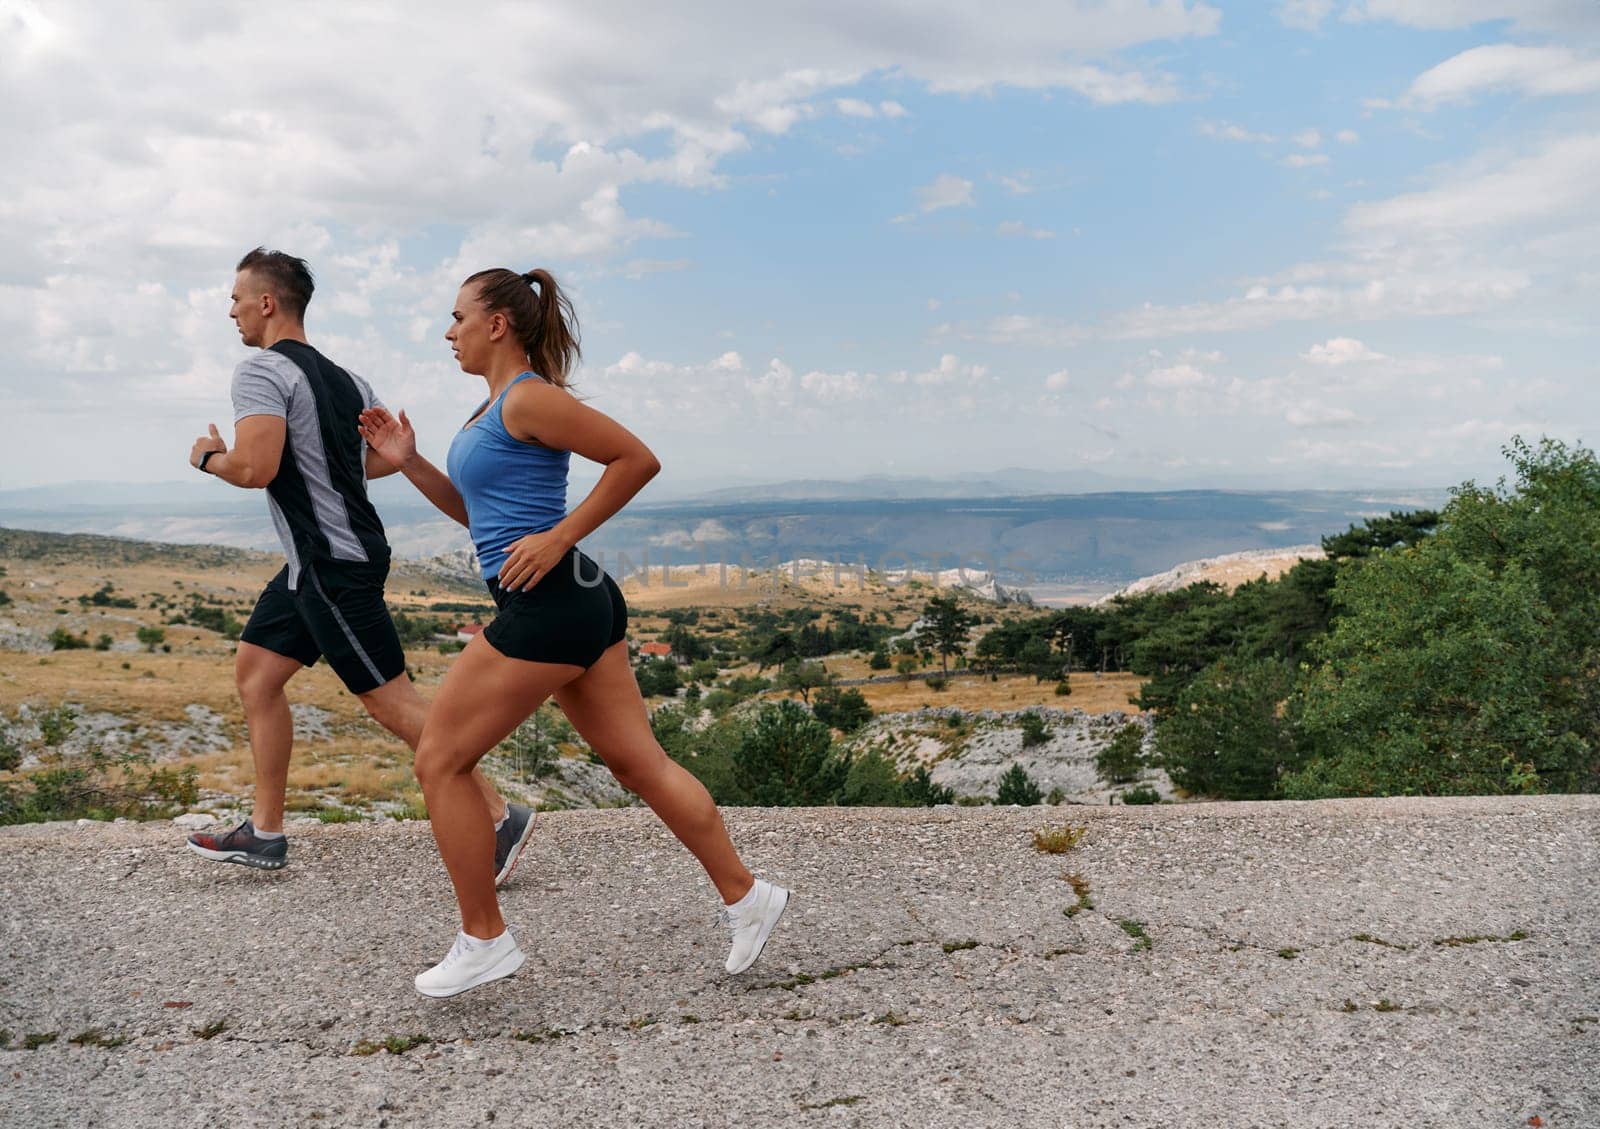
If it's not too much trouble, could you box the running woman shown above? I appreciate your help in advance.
[359,267,790,998]
[184,248,535,885]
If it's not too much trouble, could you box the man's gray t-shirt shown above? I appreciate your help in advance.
[230,341,388,589]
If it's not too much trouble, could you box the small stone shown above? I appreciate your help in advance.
[172,813,215,831]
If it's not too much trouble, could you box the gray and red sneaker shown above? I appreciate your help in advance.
[494,804,535,887]
[185,819,288,870]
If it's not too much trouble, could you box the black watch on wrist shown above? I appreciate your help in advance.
[198,449,220,474]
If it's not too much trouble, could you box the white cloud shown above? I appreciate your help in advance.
[1344,1,1600,35]
[1045,369,1071,390]
[835,97,878,118]
[997,220,1056,239]
[0,0,1223,465]
[1302,337,1386,364]
[1147,362,1212,389]
[1283,153,1330,168]
[1346,134,1600,236]
[1402,45,1600,107]
[1286,403,1367,428]
[1198,120,1276,143]
[1336,129,1360,144]
[915,174,976,213]
[1275,0,1336,30]
[1293,128,1323,148]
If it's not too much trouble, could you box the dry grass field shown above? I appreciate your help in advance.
[1,530,1144,818]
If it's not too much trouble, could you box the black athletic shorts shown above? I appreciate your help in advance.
[239,561,406,695]
[483,548,628,668]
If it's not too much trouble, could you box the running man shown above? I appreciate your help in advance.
[183,248,534,882]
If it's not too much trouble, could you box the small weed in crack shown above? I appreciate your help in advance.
[799,1096,865,1110]
[193,1020,227,1041]
[871,1011,909,1027]
[69,1028,128,1049]
[1433,931,1528,947]
[1278,948,1300,960]
[942,940,979,954]
[21,1032,58,1050]
[1118,920,1152,953]
[1351,933,1412,951]
[1063,873,1094,918]
[1033,825,1086,854]
[353,1034,431,1055]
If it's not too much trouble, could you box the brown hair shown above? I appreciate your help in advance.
[236,247,314,320]
[464,267,581,387]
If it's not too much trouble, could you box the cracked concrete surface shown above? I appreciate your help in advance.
[2,796,1596,1128]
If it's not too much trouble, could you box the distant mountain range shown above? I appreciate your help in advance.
[0,477,1449,588]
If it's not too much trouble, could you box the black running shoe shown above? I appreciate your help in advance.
[494,804,535,887]
[185,819,288,870]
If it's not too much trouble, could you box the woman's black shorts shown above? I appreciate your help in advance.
[483,548,627,668]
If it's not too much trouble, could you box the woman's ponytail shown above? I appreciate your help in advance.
[462,267,582,388]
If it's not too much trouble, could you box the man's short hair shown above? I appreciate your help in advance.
[236,247,314,320]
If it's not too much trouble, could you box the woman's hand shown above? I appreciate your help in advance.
[498,529,574,592]
[358,407,417,469]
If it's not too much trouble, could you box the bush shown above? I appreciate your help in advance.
[839,749,907,806]
[136,626,165,652]
[812,687,873,732]
[1096,723,1146,786]
[731,701,848,806]
[1119,784,1162,805]
[37,705,78,747]
[635,657,682,698]
[868,647,891,671]
[925,675,948,692]
[0,729,19,773]
[0,751,198,826]
[0,590,10,607]
[1285,438,1600,797]
[996,763,1043,806]
[48,628,89,651]
[1158,658,1298,800]
[93,634,113,652]
[1019,712,1050,748]
[901,766,954,806]
[1054,679,1072,697]
[895,656,918,679]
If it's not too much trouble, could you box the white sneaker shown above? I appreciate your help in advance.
[721,879,791,974]
[414,930,525,998]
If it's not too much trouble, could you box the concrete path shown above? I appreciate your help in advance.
[2,796,1596,1128]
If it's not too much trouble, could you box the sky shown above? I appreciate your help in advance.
[1,0,1597,496]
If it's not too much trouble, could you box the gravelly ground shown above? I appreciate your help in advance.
[2,796,1596,1129]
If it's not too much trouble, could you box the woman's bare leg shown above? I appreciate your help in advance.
[413,636,582,938]
[554,641,754,904]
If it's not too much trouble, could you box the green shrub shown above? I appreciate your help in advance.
[1120,784,1161,805]
[1157,657,1299,800]
[0,753,198,826]
[731,701,847,806]
[136,626,165,652]
[48,628,89,651]
[901,766,954,806]
[812,687,873,732]
[996,763,1043,806]
[1054,680,1072,697]
[37,705,78,747]
[868,647,891,671]
[1019,712,1050,748]
[93,634,113,652]
[1096,723,1146,785]
[635,657,682,698]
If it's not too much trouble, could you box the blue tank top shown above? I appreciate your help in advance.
[446,372,570,579]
